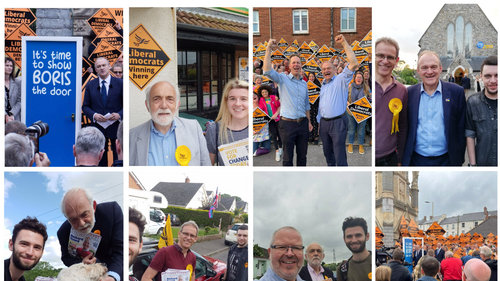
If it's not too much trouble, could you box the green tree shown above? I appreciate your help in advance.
[253,243,265,257]
[23,261,62,281]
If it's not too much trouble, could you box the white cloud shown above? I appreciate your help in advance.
[4,218,13,259]
[4,178,14,199]
[41,173,64,193]
[41,236,65,269]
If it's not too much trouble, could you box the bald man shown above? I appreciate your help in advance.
[299,243,334,281]
[129,81,210,166]
[463,259,491,281]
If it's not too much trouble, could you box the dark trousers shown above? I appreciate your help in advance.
[279,119,309,166]
[410,151,450,166]
[319,115,348,166]
[269,120,282,150]
[375,151,398,166]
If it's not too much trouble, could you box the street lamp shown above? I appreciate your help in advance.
[425,201,434,219]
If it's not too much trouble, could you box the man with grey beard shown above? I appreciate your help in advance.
[129,81,210,166]
[299,243,334,281]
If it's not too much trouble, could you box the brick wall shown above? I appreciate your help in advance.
[254,7,372,48]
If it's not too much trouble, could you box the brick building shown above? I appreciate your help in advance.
[253,7,371,48]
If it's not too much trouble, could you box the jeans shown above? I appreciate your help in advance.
[253,139,271,153]
[347,114,367,145]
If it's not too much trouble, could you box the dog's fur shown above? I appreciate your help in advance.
[57,263,108,281]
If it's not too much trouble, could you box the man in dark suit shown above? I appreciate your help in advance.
[413,244,427,267]
[57,187,123,281]
[82,57,123,167]
[448,75,455,83]
[461,73,471,98]
[402,50,466,166]
[299,242,334,281]
[435,243,445,262]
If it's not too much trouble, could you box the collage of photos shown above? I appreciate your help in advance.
[1,2,499,281]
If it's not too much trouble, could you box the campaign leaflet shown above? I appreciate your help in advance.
[68,227,102,259]
[218,138,249,166]
[162,269,191,281]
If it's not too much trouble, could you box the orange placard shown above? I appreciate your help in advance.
[253,107,271,134]
[309,40,319,52]
[307,80,320,104]
[316,45,334,63]
[87,8,116,35]
[254,44,266,61]
[129,24,171,90]
[108,8,123,28]
[298,42,313,60]
[88,40,121,66]
[347,96,372,123]
[92,25,123,49]
[5,8,37,37]
[283,46,298,59]
[270,49,286,65]
[425,222,446,237]
[303,58,321,76]
[351,41,369,64]
[360,30,372,54]
[292,39,299,49]
[5,23,36,69]
[277,38,288,52]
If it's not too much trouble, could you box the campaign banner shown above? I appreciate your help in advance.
[91,25,123,49]
[277,38,288,52]
[218,138,249,166]
[22,36,82,166]
[254,44,266,61]
[298,42,313,60]
[347,96,372,123]
[302,59,321,76]
[5,23,37,69]
[5,8,37,37]
[87,8,117,35]
[360,30,372,54]
[307,80,320,104]
[253,107,271,134]
[284,46,298,58]
[403,238,413,273]
[88,40,121,66]
[309,40,319,52]
[271,49,286,64]
[316,45,334,63]
[292,39,299,49]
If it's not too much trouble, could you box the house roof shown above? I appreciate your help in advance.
[236,201,247,210]
[216,196,236,211]
[467,217,497,237]
[151,182,204,207]
[440,56,489,72]
[440,211,497,225]
[418,214,445,225]
[206,191,213,196]
[177,10,248,34]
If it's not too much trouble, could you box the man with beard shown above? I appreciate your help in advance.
[57,187,123,281]
[403,50,466,166]
[299,243,334,281]
[317,35,358,166]
[129,207,146,281]
[263,39,312,166]
[466,56,497,166]
[129,81,210,166]
[255,226,305,281]
[82,57,123,167]
[224,224,248,281]
[142,221,199,281]
[337,217,371,281]
[5,217,47,281]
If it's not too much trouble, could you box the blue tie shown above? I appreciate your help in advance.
[101,80,107,107]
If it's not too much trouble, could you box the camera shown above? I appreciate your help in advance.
[25,120,49,154]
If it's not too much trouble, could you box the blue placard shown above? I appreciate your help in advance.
[22,37,82,166]
[403,238,413,273]
[477,41,484,49]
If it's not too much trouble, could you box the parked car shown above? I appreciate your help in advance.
[167,213,181,226]
[224,223,243,246]
[131,238,226,281]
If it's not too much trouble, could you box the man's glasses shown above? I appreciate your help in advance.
[375,53,397,62]
[180,231,197,239]
[270,245,304,253]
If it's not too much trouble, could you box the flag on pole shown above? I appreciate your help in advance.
[158,214,174,249]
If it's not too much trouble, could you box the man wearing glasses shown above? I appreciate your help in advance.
[337,217,371,281]
[374,37,408,166]
[299,243,334,281]
[255,226,305,281]
[142,221,198,281]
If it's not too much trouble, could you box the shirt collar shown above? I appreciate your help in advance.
[150,118,176,136]
[99,74,111,85]
[307,263,324,275]
[287,73,302,81]
[174,243,191,253]
[420,80,442,96]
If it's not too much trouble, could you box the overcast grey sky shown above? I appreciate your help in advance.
[415,171,497,220]
[254,172,371,263]
[374,2,498,69]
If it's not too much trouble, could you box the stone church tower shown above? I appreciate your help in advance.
[375,171,419,246]
[417,4,497,86]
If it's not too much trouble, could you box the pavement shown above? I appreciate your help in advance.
[191,238,229,257]
[254,132,372,166]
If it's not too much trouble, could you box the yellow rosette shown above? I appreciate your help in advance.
[186,264,193,280]
[389,98,402,134]
[175,145,191,166]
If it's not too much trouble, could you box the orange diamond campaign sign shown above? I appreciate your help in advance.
[87,8,116,35]
[351,41,369,64]
[253,107,271,134]
[108,8,123,28]
[92,25,123,49]
[360,30,372,54]
[254,44,267,61]
[347,96,372,123]
[88,40,121,66]
[277,38,288,52]
[5,23,36,69]
[307,80,320,104]
[129,24,171,90]
[5,8,37,37]
[425,222,446,237]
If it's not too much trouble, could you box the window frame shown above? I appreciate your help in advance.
[253,10,260,34]
[340,7,357,32]
[292,9,309,34]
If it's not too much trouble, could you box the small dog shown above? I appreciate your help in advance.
[57,263,108,281]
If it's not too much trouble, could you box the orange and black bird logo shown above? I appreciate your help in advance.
[134,34,149,47]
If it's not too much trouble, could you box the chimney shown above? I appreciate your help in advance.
[185,176,190,183]
[423,216,427,221]
[430,215,433,220]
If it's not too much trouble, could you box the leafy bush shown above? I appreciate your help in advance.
[163,206,233,230]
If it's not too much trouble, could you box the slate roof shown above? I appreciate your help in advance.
[440,56,489,72]
[236,201,247,210]
[216,196,236,211]
[418,214,445,225]
[177,10,248,34]
[440,211,497,225]
[151,182,204,207]
[467,217,497,237]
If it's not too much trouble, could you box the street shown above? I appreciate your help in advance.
[191,238,229,262]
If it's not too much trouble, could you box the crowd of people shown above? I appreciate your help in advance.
[375,37,498,166]
[253,35,372,166]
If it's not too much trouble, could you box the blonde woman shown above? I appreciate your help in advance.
[205,79,249,166]
[376,265,392,281]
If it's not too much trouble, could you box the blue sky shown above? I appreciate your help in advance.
[4,171,123,269]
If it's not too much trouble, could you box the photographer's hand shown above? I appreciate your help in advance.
[35,152,51,167]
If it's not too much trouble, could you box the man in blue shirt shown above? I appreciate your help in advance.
[317,35,358,166]
[263,39,312,166]
[403,51,466,166]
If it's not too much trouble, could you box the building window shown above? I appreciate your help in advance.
[475,221,478,226]
[447,23,454,58]
[462,222,465,227]
[177,50,198,112]
[253,11,259,34]
[452,224,455,229]
[341,8,356,32]
[446,225,449,229]
[293,10,308,34]
[455,16,464,56]
[465,23,472,58]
